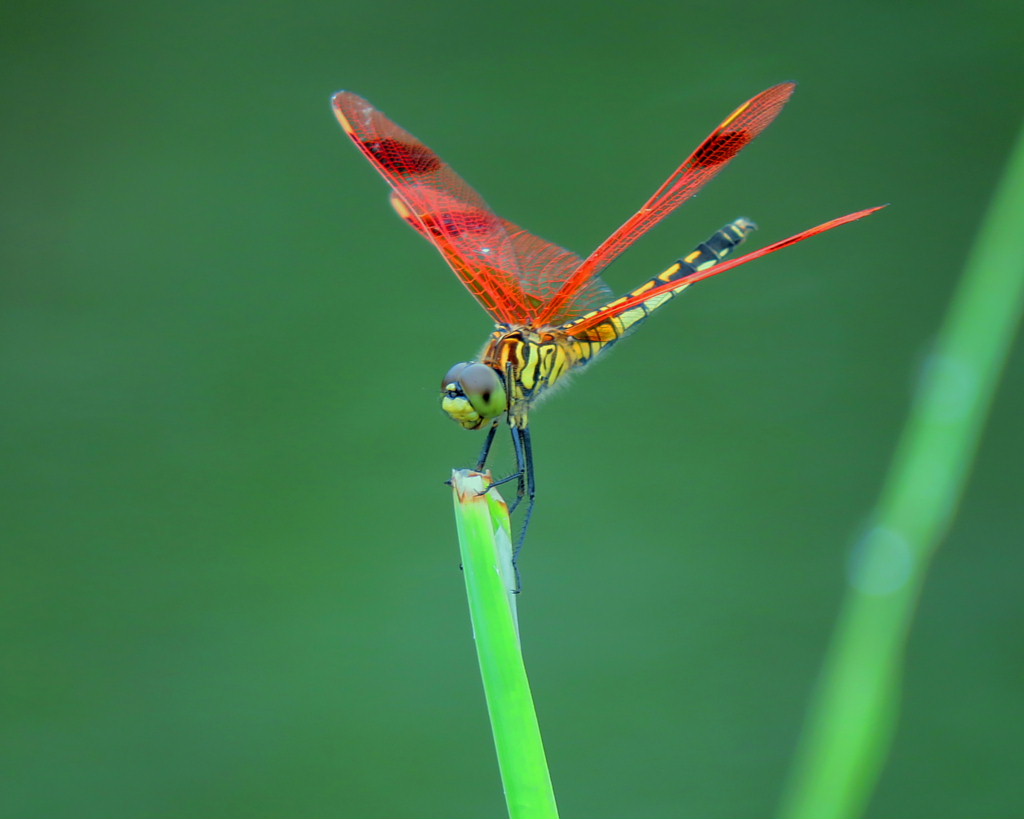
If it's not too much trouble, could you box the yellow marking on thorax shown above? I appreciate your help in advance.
[481,327,577,426]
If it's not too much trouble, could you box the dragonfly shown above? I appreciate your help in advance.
[332,83,882,558]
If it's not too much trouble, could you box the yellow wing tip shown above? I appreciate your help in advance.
[331,90,357,135]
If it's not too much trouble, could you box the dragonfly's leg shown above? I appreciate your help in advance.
[513,425,535,552]
[504,423,528,515]
[510,425,536,594]
[505,361,527,512]
[445,420,499,490]
[478,424,534,592]
[487,423,526,507]
[476,420,499,471]
[482,362,526,500]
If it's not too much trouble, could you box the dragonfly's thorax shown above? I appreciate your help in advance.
[479,325,577,428]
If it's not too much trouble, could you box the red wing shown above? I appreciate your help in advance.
[333,92,534,323]
[538,83,797,325]
[500,223,614,325]
[390,192,613,323]
[566,206,886,336]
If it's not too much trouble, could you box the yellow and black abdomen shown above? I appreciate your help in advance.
[562,218,757,364]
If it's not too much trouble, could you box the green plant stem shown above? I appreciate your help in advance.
[451,470,558,819]
[780,124,1024,819]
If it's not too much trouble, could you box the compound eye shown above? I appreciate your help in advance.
[441,362,471,392]
[458,363,507,418]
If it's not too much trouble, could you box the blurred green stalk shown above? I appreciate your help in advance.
[451,470,559,819]
[780,124,1024,819]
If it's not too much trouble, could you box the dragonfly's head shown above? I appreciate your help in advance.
[440,362,507,430]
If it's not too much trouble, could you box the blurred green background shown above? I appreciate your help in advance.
[3,1,1022,817]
